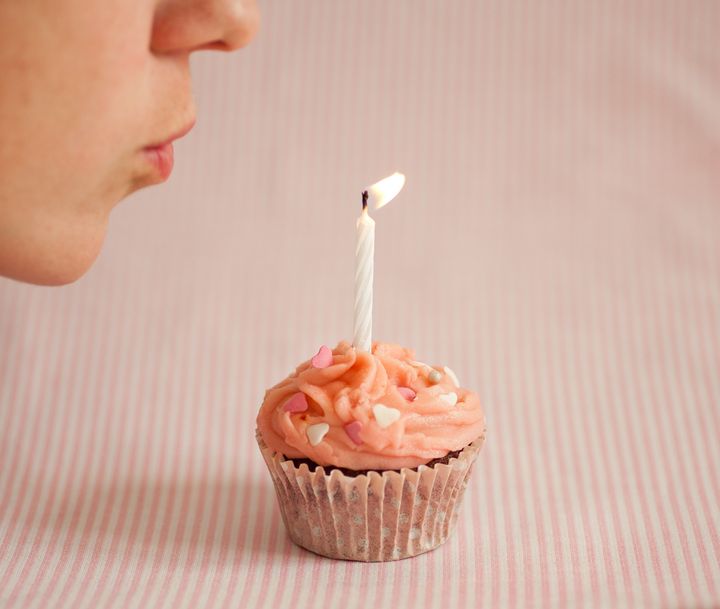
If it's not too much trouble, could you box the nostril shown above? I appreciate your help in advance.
[200,40,233,52]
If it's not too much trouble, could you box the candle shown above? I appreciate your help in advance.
[353,172,406,352]
[353,193,375,351]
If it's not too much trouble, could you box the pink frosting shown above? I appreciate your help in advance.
[256,341,486,470]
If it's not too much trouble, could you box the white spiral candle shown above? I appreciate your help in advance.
[352,173,405,353]
[353,194,375,352]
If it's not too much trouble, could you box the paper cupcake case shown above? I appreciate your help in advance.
[256,432,485,562]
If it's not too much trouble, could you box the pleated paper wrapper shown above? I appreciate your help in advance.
[256,431,485,562]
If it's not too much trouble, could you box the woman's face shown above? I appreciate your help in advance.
[0,0,259,284]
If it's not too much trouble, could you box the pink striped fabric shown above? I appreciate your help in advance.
[2,1,720,607]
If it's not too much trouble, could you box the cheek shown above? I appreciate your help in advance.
[64,8,157,189]
[1,0,156,209]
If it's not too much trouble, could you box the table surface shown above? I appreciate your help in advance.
[1,2,719,608]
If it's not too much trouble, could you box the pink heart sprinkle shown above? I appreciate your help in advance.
[283,392,308,413]
[311,345,333,369]
[397,386,417,401]
[344,421,363,445]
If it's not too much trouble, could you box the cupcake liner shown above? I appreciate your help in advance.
[256,431,485,562]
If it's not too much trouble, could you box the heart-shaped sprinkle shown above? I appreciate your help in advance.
[373,403,401,428]
[428,370,442,384]
[397,386,416,401]
[438,392,458,406]
[306,422,330,446]
[311,345,333,368]
[344,421,363,445]
[443,366,460,387]
[283,392,309,413]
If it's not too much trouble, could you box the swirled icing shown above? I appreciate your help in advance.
[256,341,485,470]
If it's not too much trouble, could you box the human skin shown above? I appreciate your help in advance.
[0,0,259,285]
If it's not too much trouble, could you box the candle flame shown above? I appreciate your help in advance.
[365,172,406,210]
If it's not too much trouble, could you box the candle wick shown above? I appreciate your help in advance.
[362,190,369,211]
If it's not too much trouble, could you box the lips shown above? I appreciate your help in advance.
[143,143,175,181]
[142,119,196,181]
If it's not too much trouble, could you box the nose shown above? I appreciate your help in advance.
[151,0,260,54]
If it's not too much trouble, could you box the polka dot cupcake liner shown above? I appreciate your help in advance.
[256,431,485,562]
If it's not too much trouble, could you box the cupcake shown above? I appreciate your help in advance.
[255,341,486,561]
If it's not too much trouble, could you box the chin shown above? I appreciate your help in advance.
[31,250,103,286]
[0,218,108,286]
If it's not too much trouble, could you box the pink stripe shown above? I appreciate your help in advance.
[506,320,546,601]
[546,284,588,604]
[101,301,171,607]
[165,299,219,609]
[661,231,719,595]
[591,305,641,603]
[0,285,21,422]
[124,280,193,609]
[468,301,488,606]
[686,229,720,561]
[631,248,689,600]
[0,291,41,529]
[527,317,554,607]
[72,289,158,609]
[222,298,274,609]
[0,291,73,596]
[142,290,203,609]
[181,296,227,608]
[108,293,177,608]
[615,256,674,603]
[455,312,475,609]
[17,322,95,602]
[541,275,579,606]
[563,289,603,603]
[195,329,246,609]
[484,313,502,608]
[33,276,122,604]
[0,288,35,511]
[613,290,670,601]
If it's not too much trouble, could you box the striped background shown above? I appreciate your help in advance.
[1,1,719,607]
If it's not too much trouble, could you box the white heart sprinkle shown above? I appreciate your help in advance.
[443,366,460,387]
[428,370,442,384]
[306,422,330,446]
[373,403,401,428]
[439,392,458,406]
